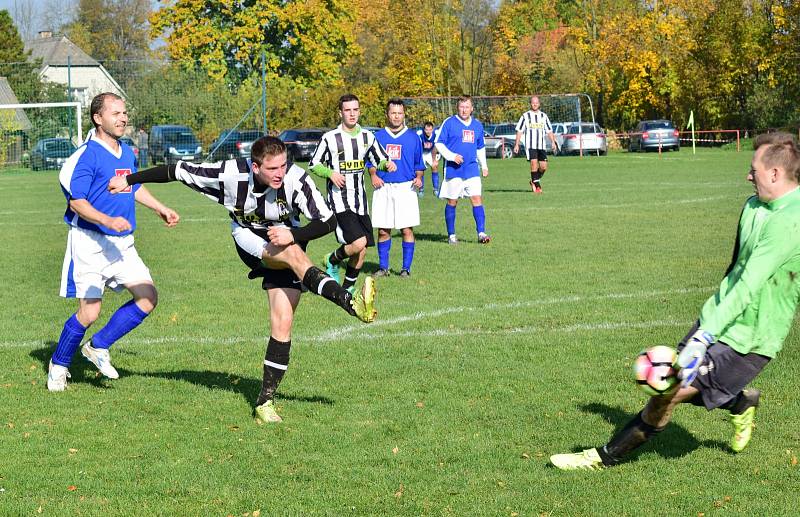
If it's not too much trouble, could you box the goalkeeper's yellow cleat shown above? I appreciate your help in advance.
[550,448,605,471]
[730,389,759,453]
[254,400,282,424]
[350,276,377,323]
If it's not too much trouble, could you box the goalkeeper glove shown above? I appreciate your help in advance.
[676,329,715,387]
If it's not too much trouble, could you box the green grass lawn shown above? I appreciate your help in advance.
[1,149,799,515]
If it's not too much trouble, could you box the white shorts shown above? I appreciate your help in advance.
[60,226,152,299]
[371,181,420,229]
[438,175,482,200]
[423,152,435,168]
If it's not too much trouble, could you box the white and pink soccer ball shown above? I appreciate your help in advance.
[633,345,679,396]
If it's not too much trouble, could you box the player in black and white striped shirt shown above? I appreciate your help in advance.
[309,93,396,291]
[108,136,377,424]
[514,96,558,194]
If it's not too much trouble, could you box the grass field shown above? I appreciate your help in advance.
[1,148,799,515]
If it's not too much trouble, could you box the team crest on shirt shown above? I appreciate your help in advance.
[386,144,402,160]
[462,130,475,143]
[115,169,132,193]
[276,199,291,222]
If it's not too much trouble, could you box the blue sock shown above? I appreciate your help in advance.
[402,241,415,271]
[431,172,440,190]
[91,299,149,350]
[445,204,456,236]
[377,239,391,270]
[52,314,87,367]
[473,205,486,234]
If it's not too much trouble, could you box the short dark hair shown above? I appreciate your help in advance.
[250,136,286,165]
[339,93,359,110]
[423,121,434,129]
[754,132,800,182]
[90,92,124,129]
[386,98,405,112]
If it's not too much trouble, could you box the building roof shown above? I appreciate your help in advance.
[0,77,33,131]
[24,34,100,68]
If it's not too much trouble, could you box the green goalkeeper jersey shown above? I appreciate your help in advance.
[700,187,800,358]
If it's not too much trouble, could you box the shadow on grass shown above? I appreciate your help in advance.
[29,345,114,389]
[575,402,728,462]
[131,369,335,407]
[29,346,333,406]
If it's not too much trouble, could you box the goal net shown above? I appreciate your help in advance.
[0,102,82,169]
[400,94,596,128]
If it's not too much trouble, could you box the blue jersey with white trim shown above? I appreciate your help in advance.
[59,137,139,236]
[417,128,437,155]
[371,127,425,183]
[435,116,485,180]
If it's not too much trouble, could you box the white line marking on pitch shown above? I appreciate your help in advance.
[0,286,711,350]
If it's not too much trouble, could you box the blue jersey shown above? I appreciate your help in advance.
[371,127,425,183]
[59,137,140,236]
[417,128,437,155]
[435,116,485,180]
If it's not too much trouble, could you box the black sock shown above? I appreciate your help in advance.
[597,411,665,466]
[530,170,537,183]
[256,337,291,406]
[329,245,348,265]
[722,389,760,414]
[342,265,361,290]
[533,171,543,186]
[302,266,353,314]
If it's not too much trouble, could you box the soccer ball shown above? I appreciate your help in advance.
[633,345,679,396]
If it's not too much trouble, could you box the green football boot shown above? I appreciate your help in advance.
[730,389,760,452]
[350,276,377,323]
[254,400,282,424]
[323,252,341,284]
[550,448,605,471]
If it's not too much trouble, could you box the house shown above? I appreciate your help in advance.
[0,77,33,165]
[24,31,125,107]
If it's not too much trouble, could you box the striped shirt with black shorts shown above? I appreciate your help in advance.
[515,110,553,162]
[309,125,390,247]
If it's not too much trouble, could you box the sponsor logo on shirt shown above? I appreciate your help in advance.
[115,169,132,193]
[462,130,474,143]
[338,159,365,173]
[386,144,402,160]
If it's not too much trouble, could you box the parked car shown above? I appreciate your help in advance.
[277,128,327,161]
[484,123,519,158]
[149,125,203,165]
[485,121,568,156]
[30,138,76,170]
[560,122,608,156]
[207,129,265,161]
[628,120,680,152]
[550,122,570,153]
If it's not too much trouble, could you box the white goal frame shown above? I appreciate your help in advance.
[0,101,83,145]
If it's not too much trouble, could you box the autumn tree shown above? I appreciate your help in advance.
[0,10,42,103]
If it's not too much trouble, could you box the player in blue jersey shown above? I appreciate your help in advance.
[416,121,440,197]
[369,99,426,277]
[48,93,180,391]
[435,95,490,244]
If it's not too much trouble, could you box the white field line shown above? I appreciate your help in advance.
[0,286,710,350]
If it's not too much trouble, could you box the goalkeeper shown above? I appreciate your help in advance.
[551,132,800,470]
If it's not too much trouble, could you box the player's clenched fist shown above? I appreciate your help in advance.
[108,175,129,193]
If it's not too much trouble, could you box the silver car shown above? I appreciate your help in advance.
[560,122,608,156]
[629,120,680,152]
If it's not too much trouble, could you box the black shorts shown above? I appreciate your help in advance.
[526,149,548,162]
[233,232,308,291]
[678,323,770,410]
[335,211,375,247]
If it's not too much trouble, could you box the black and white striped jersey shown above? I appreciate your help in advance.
[308,125,389,215]
[515,110,553,150]
[173,158,333,232]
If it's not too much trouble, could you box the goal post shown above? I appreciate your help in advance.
[0,101,82,168]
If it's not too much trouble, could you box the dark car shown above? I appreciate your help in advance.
[207,129,265,162]
[30,138,76,170]
[149,125,203,165]
[629,120,680,152]
[277,128,327,162]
